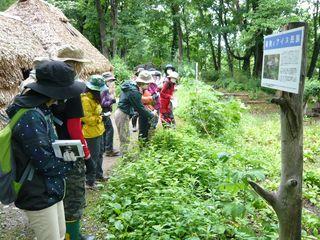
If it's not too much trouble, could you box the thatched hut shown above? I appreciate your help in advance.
[0,12,47,110]
[6,0,112,76]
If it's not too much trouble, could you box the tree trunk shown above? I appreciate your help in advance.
[198,5,219,71]
[182,6,190,62]
[209,33,219,71]
[242,47,253,74]
[217,33,222,70]
[307,1,320,78]
[94,0,108,57]
[253,32,263,77]
[110,0,118,58]
[242,56,250,73]
[249,22,307,240]
[307,40,320,78]
[177,19,183,63]
[222,33,234,76]
[171,4,183,62]
[78,0,88,34]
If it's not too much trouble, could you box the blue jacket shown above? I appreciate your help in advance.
[6,103,72,210]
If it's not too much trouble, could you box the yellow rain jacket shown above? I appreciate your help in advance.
[81,92,105,138]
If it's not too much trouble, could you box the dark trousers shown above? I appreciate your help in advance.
[85,135,103,184]
[132,114,138,128]
[138,115,150,141]
[103,116,114,152]
[64,159,86,220]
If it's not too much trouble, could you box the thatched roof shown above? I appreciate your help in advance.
[6,0,112,76]
[0,13,48,108]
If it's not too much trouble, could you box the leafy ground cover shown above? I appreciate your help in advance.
[88,82,319,239]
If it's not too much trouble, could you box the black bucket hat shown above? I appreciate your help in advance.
[26,60,85,100]
[165,64,175,72]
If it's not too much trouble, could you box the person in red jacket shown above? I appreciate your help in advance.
[50,45,95,240]
[160,71,179,127]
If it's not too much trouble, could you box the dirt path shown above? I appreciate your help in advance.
[0,117,121,239]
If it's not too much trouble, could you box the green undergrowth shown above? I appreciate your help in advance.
[91,82,319,239]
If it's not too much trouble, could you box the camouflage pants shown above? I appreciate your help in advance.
[64,158,86,221]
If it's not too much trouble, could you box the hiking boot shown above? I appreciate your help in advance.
[85,183,97,190]
[105,150,120,157]
[96,176,109,182]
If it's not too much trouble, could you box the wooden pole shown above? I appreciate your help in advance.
[195,62,198,82]
[249,22,307,240]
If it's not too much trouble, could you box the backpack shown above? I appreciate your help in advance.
[0,108,35,205]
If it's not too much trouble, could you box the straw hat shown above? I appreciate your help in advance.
[136,71,153,84]
[102,72,116,82]
[168,71,179,80]
[52,45,90,63]
[135,67,145,76]
[150,70,161,76]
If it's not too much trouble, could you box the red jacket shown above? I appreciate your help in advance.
[160,81,175,114]
[67,118,90,159]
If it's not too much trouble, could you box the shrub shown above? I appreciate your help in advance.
[111,56,133,85]
[304,77,320,103]
[176,83,244,137]
[95,127,269,239]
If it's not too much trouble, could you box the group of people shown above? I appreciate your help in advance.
[116,64,179,153]
[6,44,179,240]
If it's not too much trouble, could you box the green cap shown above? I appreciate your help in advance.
[86,75,108,92]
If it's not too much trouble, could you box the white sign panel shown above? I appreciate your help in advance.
[261,27,304,94]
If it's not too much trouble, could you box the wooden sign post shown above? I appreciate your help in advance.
[250,22,307,240]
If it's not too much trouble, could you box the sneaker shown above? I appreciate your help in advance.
[132,127,138,132]
[105,150,120,157]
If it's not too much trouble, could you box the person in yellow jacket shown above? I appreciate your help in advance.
[81,75,107,188]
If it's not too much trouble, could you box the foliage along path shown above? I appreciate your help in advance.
[1,83,320,239]
[85,81,320,240]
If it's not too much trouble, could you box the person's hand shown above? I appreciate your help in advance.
[85,153,91,160]
[152,92,159,100]
[152,110,158,117]
[63,150,77,162]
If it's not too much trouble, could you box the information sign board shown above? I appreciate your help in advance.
[261,27,304,94]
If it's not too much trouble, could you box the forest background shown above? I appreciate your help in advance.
[0,1,320,239]
[2,0,320,91]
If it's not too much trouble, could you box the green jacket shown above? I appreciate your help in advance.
[117,81,153,120]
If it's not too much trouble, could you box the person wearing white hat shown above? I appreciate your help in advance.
[101,72,120,157]
[160,71,179,127]
[50,45,94,240]
[115,71,156,153]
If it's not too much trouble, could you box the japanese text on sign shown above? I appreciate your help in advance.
[261,27,304,94]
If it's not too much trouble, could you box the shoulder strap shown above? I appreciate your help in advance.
[8,109,30,129]
[18,162,34,184]
[10,108,48,183]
